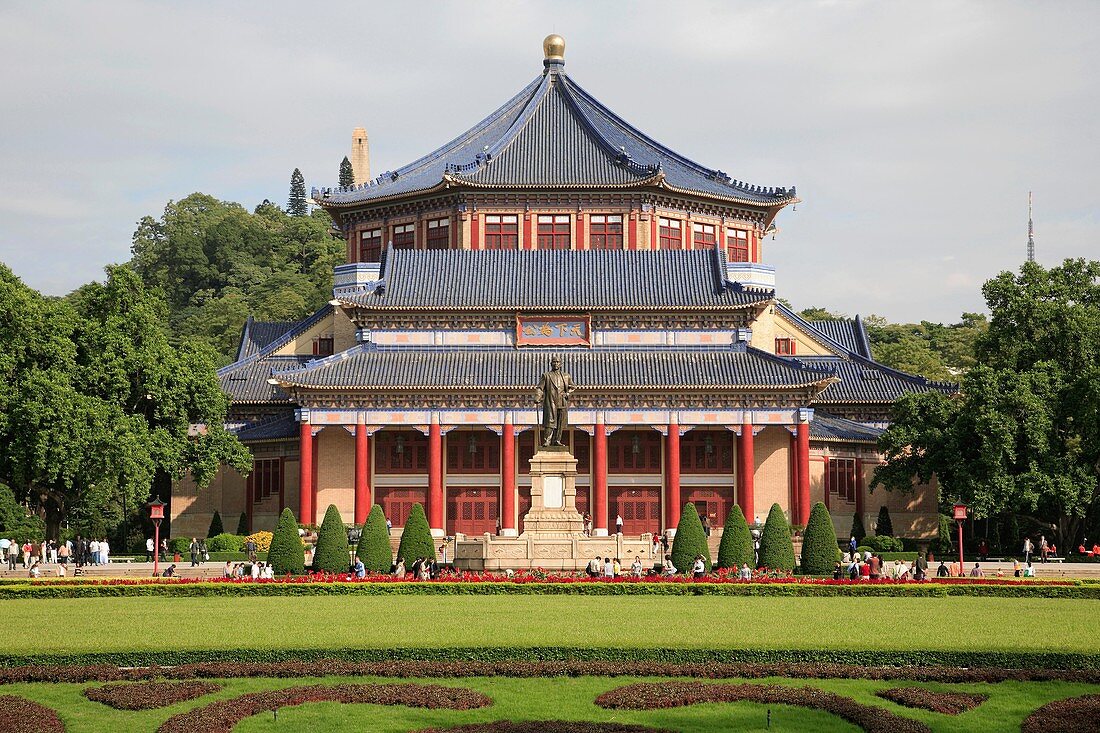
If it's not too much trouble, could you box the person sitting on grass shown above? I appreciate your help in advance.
[1023,561,1036,577]
[739,563,752,580]
[631,556,643,578]
[162,564,176,577]
[970,563,984,577]
[223,561,233,578]
[393,557,406,578]
[663,555,676,575]
[936,560,949,577]
[692,555,705,579]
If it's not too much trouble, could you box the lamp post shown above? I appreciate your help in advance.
[148,498,165,577]
[953,504,967,574]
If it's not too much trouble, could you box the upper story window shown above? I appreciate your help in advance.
[679,431,733,473]
[392,223,415,249]
[775,337,796,355]
[726,228,750,262]
[375,430,429,473]
[446,431,500,473]
[248,458,283,502]
[426,217,450,250]
[658,217,682,250]
[359,228,382,262]
[826,458,858,504]
[608,430,662,473]
[313,335,334,357]
[589,214,623,250]
[484,214,518,249]
[537,214,571,249]
[692,222,717,250]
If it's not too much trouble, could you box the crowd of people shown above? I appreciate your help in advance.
[833,549,929,581]
[0,536,113,576]
[222,560,275,580]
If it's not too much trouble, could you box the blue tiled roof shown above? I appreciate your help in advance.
[272,346,837,392]
[796,355,956,404]
[810,412,884,443]
[235,413,299,442]
[236,316,301,360]
[807,317,873,359]
[314,65,796,208]
[341,246,773,311]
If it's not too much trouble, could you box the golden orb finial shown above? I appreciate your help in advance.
[543,34,565,62]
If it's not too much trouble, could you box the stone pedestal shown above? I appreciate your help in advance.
[521,446,585,537]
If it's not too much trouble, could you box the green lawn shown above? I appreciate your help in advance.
[2,595,1097,655]
[4,675,1098,733]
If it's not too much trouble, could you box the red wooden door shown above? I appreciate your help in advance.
[447,487,498,536]
[683,487,733,528]
[375,487,428,528]
[609,487,661,536]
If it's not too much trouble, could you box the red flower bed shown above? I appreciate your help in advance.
[875,687,987,714]
[0,695,65,733]
[1022,694,1100,733]
[596,682,931,733]
[84,680,221,710]
[157,683,492,733]
[419,724,674,733]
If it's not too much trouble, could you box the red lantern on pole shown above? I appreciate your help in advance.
[953,504,967,573]
[148,498,166,577]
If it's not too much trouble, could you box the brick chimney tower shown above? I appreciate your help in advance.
[351,127,370,186]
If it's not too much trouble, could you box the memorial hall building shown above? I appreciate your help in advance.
[172,36,953,552]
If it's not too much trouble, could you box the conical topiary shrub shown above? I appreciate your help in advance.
[395,503,436,566]
[801,502,839,575]
[875,505,894,537]
[758,503,796,571]
[716,505,754,570]
[671,503,712,574]
[849,512,866,545]
[268,507,305,575]
[312,504,350,573]
[236,512,248,536]
[206,510,224,538]
[356,504,393,573]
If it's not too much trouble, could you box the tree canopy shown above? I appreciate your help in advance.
[339,156,354,187]
[874,259,1100,548]
[288,168,308,216]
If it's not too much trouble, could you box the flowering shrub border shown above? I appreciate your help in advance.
[157,683,491,733]
[83,680,222,710]
[1022,694,1100,733]
[0,695,65,733]
[3,659,1099,685]
[418,724,674,733]
[875,686,987,714]
[595,682,930,733]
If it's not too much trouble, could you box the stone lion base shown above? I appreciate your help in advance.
[453,532,659,572]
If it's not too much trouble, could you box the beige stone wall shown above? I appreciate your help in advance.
[171,467,246,540]
[749,307,836,356]
[753,426,791,522]
[273,312,334,357]
[332,308,358,354]
[316,427,355,524]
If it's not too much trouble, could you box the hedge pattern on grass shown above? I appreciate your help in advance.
[1022,693,1100,733]
[758,503,795,571]
[715,505,753,570]
[312,504,350,573]
[206,511,224,539]
[875,687,987,715]
[0,694,65,733]
[875,506,893,538]
[801,502,839,575]
[235,512,248,536]
[596,682,930,733]
[84,681,222,710]
[357,504,393,573]
[670,502,710,574]
[420,724,673,733]
[396,503,435,565]
[157,684,491,733]
[267,508,304,575]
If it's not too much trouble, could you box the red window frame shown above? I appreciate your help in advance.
[775,337,796,355]
[374,430,429,473]
[692,222,717,250]
[446,431,500,473]
[658,217,682,249]
[679,430,733,473]
[426,218,450,250]
[483,215,519,250]
[826,458,858,505]
[359,228,382,262]
[588,214,623,250]
[392,223,415,249]
[608,430,662,473]
[726,228,750,262]
[537,214,571,250]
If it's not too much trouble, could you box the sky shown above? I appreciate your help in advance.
[1,1,1096,323]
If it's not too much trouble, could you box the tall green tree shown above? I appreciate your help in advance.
[339,156,354,187]
[288,168,308,216]
[875,259,1100,548]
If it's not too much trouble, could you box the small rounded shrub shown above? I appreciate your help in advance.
[268,508,305,575]
[312,504,350,573]
[670,503,711,574]
[757,503,795,571]
[245,531,273,553]
[396,503,436,566]
[169,537,191,554]
[716,505,754,570]
[205,533,245,553]
[357,505,394,573]
[865,534,904,553]
[800,502,839,575]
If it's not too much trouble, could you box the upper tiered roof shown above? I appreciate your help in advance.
[314,36,797,210]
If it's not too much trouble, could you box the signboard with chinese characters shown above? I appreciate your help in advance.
[516,316,591,346]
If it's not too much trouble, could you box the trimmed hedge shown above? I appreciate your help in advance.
[758,503,795,571]
[205,533,244,553]
[421,724,672,733]
[84,680,222,710]
[670,503,710,574]
[850,512,866,545]
[396,503,436,565]
[864,534,904,553]
[235,512,248,536]
[312,504,350,573]
[357,504,393,573]
[716,505,754,570]
[875,506,893,538]
[206,511,224,539]
[267,508,304,576]
[801,502,838,575]
[0,694,65,732]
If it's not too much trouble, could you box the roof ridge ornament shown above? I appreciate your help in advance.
[543,34,565,73]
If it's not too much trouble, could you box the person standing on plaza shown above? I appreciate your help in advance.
[189,538,199,567]
[1039,535,1049,563]
[100,538,109,566]
[631,556,643,578]
[702,514,711,538]
[89,538,100,566]
[48,540,57,565]
[5,540,15,571]
[58,541,69,566]
[1022,537,1033,564]
[848,536,858,555]
[146,537,155,562]
[603,556,614,578]
[615,514,624,535]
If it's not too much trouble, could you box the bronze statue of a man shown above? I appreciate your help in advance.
[535,356,575,447]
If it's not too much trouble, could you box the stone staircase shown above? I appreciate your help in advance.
[0,562,225,580]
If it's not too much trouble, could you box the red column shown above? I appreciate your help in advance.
[298,421,312,525]
[311,433,319,526]
[797,421,811,525]
[523,212,533,250]
[470,213,480,250]
[593,419,608,535]
[789,432,800,523]
[666,421,681,531]
[628,213,638,250]
[575,212,585,249]
[428,421,443,531]
[354,423,370,525]
[738,423,755,523]
[501,420,516,535]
